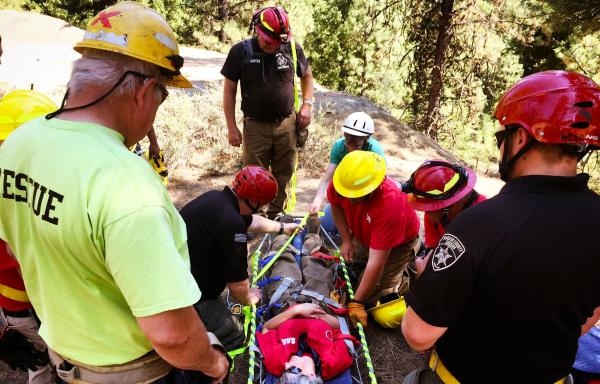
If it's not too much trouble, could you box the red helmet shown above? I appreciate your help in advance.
[494,70,600,147]
[232,165,278,205]
[252,7,291,45]
[406,160,476,212]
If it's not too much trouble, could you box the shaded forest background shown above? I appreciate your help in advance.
[3,0,600,189]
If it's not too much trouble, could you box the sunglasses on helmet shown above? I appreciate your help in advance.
[405,161,468,200]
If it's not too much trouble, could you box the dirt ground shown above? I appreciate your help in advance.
[0,9,505,384]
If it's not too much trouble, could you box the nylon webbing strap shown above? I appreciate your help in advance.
[337,317,356,356]
[336,249,377,384]
[284,39,299,215]
[268,276,296,308]
[291,39,299,113]
[247,244,261,384]
[284,153,299,214]
[227,305,252,360]
[254,214,309,281]
[299,289,343,309]
[0,283,29,303]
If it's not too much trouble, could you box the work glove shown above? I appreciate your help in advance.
[348,300,368,328]
[0,329,49,372]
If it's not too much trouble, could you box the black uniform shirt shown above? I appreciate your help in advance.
[406,174,600,384]
[220,37,309,120]
[180,187,253,301]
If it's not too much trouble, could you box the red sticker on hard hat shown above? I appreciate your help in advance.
[432,234,465,272]
[91,11,121,28]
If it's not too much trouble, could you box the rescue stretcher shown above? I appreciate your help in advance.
[228,214,378,384]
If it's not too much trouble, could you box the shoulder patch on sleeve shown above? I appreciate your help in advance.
[432,234,466,271]
[234,233,248,243]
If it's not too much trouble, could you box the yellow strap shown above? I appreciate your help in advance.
[291,40,299,113]
[284,153,298,214]
[0,282,29,303]
[429,351,566,384]
[283,40,299,215]
[254,214,308,281]
[428,351,460,384]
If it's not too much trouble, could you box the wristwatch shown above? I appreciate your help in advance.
[303,100,314,107]
[278,222,285,235]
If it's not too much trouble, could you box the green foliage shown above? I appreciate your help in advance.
[24,0,116,27]
[0,0,26,10]
[20,0,600,189]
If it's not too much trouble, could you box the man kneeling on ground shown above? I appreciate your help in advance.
[180,166,300,350]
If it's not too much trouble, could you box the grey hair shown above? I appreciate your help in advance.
[67,48,166,100]
[278,372,323,384]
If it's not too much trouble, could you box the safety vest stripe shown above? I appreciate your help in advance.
[0,282,29,302]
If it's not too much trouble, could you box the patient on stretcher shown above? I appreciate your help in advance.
[256,227,357,384]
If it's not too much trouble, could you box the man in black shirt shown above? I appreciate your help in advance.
[180,166,300,350]
[221,6,314,217]
[402,70,600,384]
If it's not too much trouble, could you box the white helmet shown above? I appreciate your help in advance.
[342,112,374,137]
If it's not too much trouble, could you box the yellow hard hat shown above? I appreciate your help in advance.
[0,90,58,140]
[333,150,386,198]
[367,296,407,329]
[144,150,169,186]
[74,2,192,88]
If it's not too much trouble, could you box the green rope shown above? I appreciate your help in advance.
[336,250,378,384]
[253,214,309,281]
[247,246,261,384]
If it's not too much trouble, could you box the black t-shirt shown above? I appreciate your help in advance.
[220,37,309,120]
[406,174,600,384]
[180,187,253,301]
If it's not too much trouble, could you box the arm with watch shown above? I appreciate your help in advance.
[247,214,300,236]
[296,66,314,130]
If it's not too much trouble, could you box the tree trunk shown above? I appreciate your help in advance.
[217,0,228,43]
[423,0,454,139]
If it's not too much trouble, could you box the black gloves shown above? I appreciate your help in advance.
[0,329,49,372]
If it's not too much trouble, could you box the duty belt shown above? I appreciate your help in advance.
[429,350,568,384]
[48,349,173,384]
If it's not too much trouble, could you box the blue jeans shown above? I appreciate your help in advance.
[321,204,339,239]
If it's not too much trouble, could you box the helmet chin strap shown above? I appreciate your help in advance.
[498,132,537,182]
[440,208,451,229]
[243,198,261,214]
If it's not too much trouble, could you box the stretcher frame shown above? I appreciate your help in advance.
[240,214,378,384]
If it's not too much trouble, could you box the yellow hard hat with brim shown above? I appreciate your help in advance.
[367,296,407,329]
[0,90,58,140]
[333,150,386,198]
[74,2,192,88]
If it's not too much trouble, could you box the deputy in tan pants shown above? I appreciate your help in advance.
[220,7,315,217]
[242,114,297,215]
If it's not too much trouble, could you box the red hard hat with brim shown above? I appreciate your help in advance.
[407,161,477,212]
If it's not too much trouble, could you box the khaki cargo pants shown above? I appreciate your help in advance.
[243,113,296,216]
[265,233,333,314]
[353,236,420,305]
